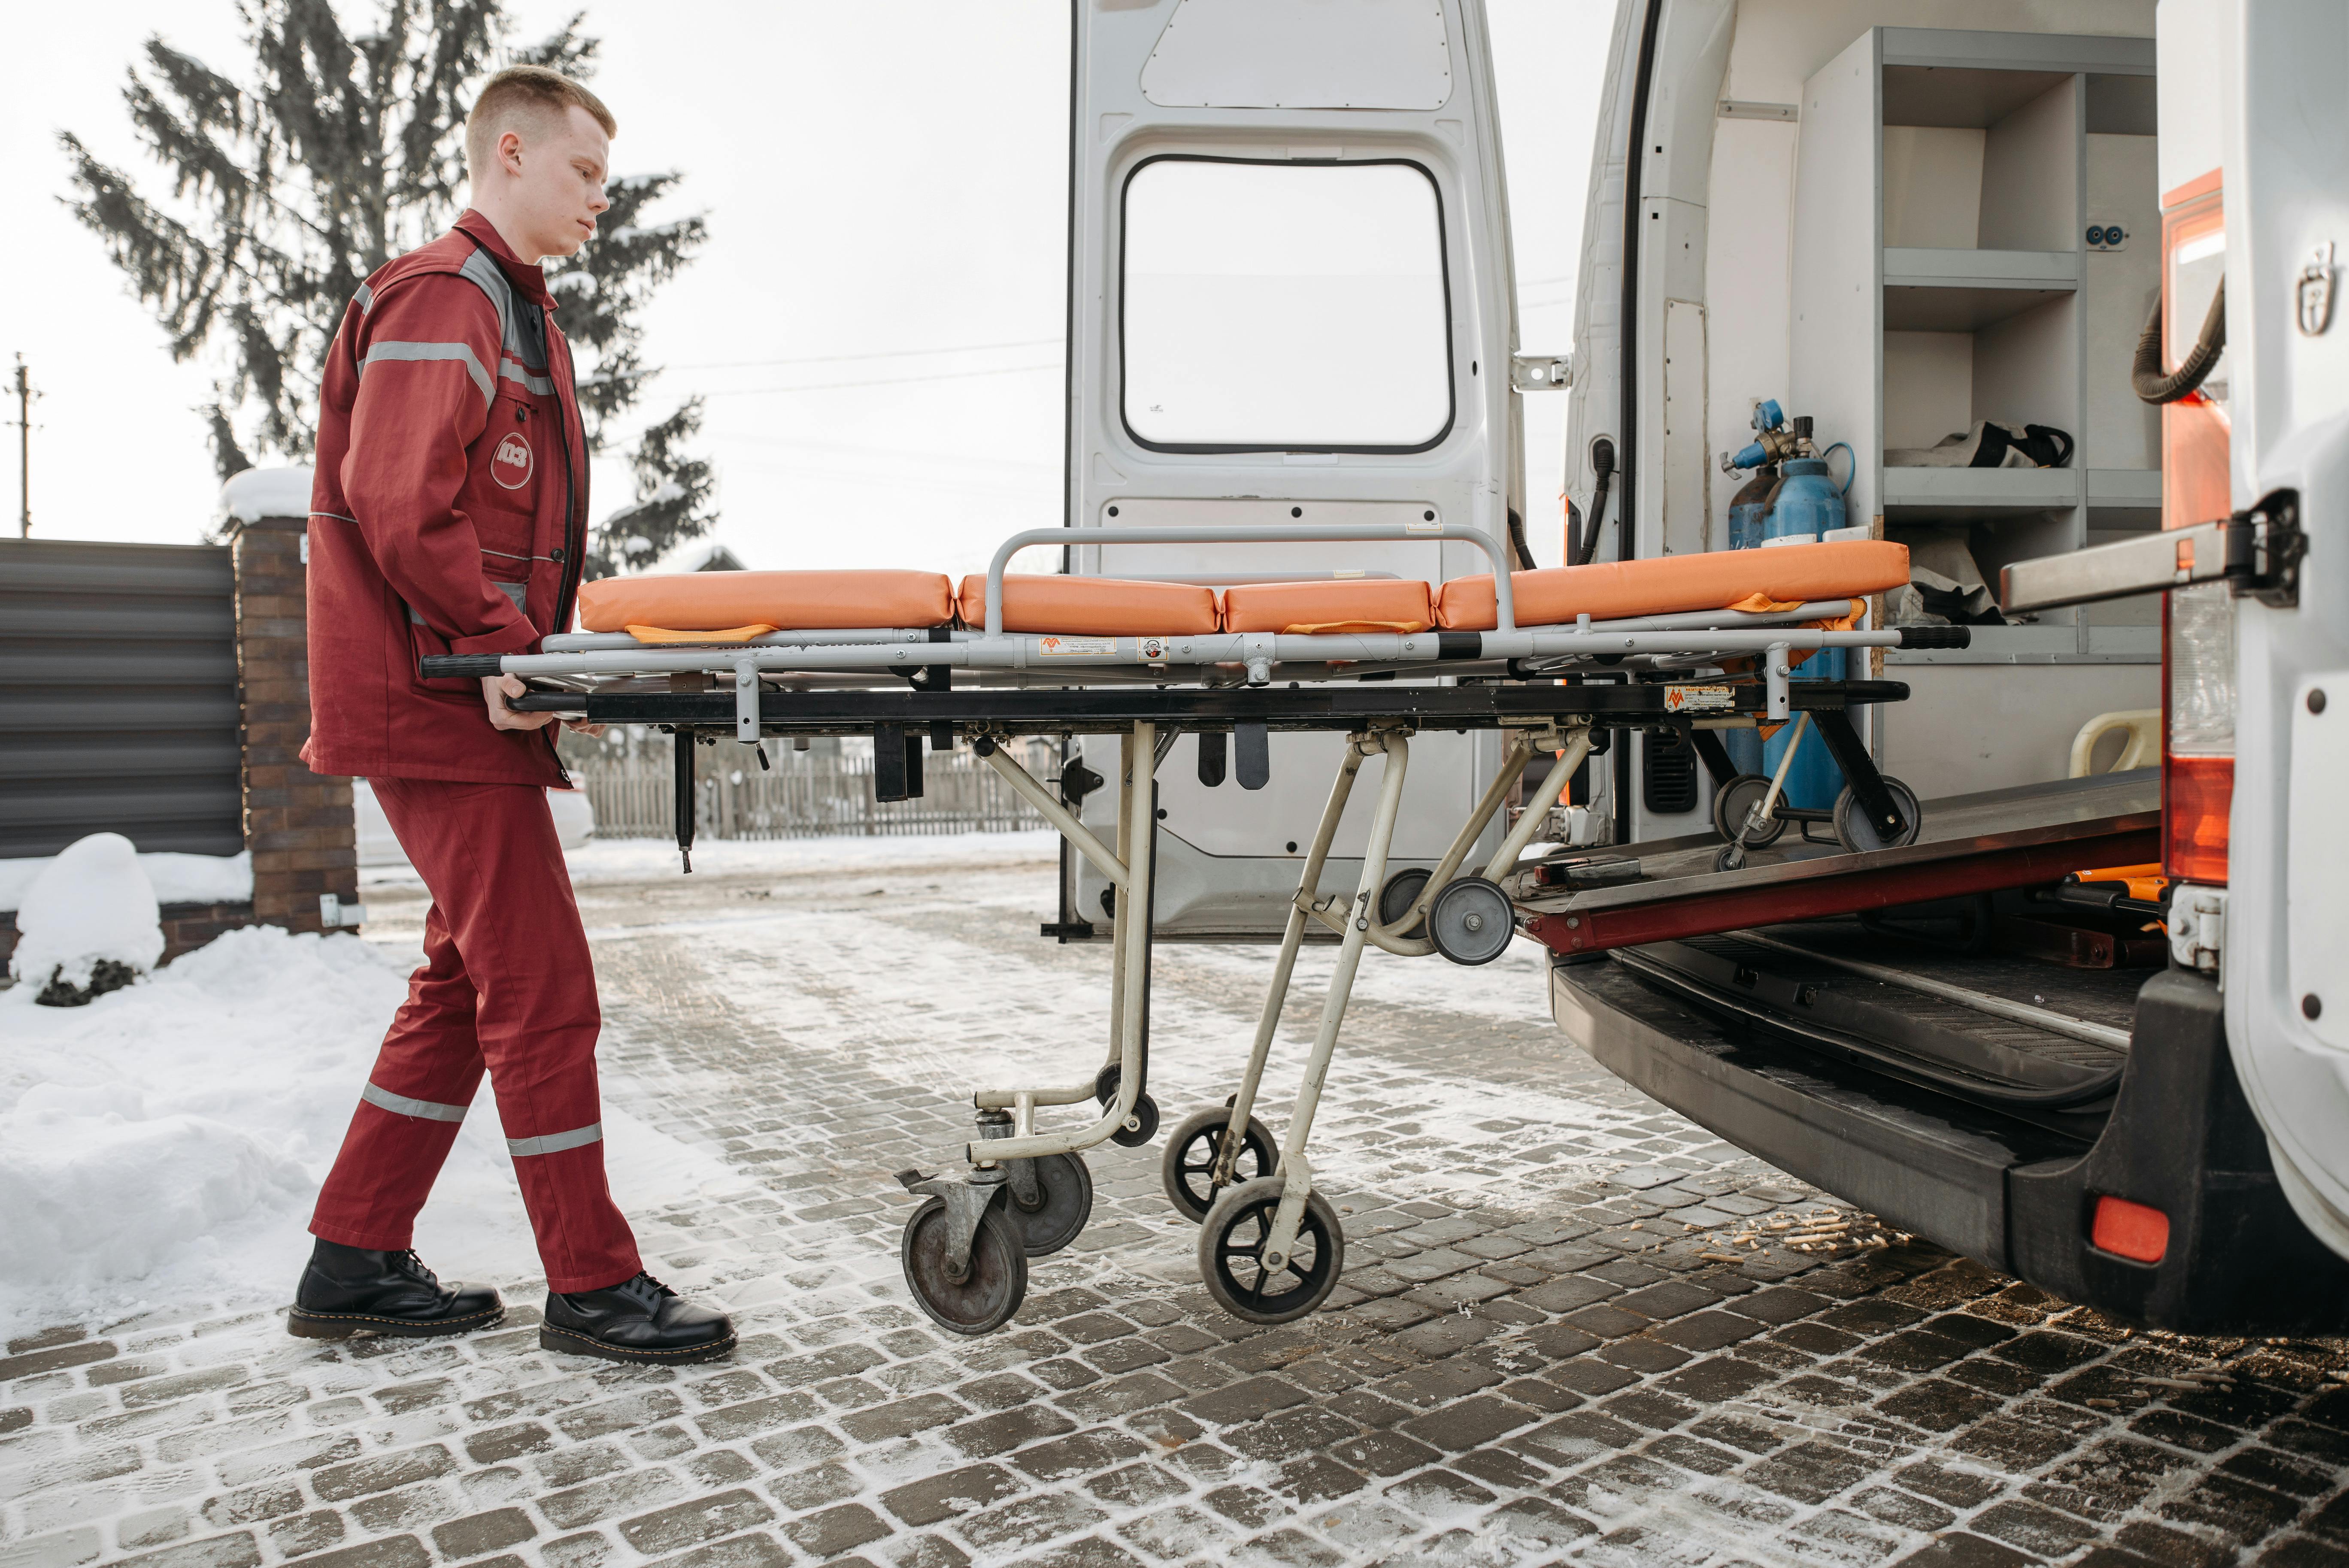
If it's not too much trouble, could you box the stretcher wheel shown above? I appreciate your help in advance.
[1094,1065,1160,1147]
[1162,1106,1278,1223]
[1112,1093,1160,1148]
[1711,773,1788,847]
[1005,1153,1093,1257]
[901,1196,1027,1336]
[1832,776,1923,854]
[1427,876,1515,966]
[1378,867,1431,938]
[1197,1177,1345,1325]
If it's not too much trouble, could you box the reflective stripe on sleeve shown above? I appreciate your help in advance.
[360,1082,470,1123]
[508,1123,603,1157]
[353,282,374,315]
[360,340,494,405]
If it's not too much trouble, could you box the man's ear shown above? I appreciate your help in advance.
[497,127,527,178]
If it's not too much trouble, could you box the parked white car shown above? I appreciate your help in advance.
[352,781,594,869]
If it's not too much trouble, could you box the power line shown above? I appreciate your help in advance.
[666,336,1064,372]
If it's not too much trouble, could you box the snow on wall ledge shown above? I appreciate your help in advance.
[0,850,252,914]
[217,465,316,524]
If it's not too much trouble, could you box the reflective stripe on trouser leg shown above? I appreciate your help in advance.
[508,1123,602,1157]
[361,1082,470,1122]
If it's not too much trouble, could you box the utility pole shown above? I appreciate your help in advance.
[11,355,28,539]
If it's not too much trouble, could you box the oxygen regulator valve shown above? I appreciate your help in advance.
[1720,400,1815,473]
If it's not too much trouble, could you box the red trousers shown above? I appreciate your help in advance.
[311,777,641,1293]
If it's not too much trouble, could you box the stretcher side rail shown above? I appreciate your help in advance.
[533,596,1874,656]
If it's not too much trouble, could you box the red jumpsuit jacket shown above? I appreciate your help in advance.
[303,211,590,787]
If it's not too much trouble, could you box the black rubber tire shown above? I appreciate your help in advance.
[1711,772,1787,846]
[1161,1106,1279,1223]
[1197,1177,1346,1325]
[1003,1153,1093,1258]
[1110,1092,1160,1148]
[1427,876,1514,966]
[1832,776,1924,854]
[900,1195,1027,1336]
[1378,866,1432,937]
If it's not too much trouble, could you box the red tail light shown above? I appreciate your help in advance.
[2163,583,2236,885]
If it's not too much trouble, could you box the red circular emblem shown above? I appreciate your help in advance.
[490,432,533,490]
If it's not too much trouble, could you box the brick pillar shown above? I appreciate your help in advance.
[227,512,358,934]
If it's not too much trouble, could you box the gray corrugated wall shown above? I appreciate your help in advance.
[0,538,243,857]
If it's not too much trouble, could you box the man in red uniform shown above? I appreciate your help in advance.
[290,66,731,1364]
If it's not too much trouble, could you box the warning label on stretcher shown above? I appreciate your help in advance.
[1037,635,1118,656]
[1662,684,1735,713]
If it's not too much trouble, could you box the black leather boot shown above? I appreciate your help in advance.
[288,1239,504,1339]
[541,1271,735,1364]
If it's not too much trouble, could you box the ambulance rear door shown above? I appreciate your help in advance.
[1060,0,1525,939]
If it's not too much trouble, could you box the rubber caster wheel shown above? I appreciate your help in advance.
[1093,1064,1160,1147]
[1197,1176,1346,1325]
[1112,1093,1160,1148]
[1378,866,1431,938]
[1832,776,1923,854]
[1162,1106,1278,1223]
[901,1195,1027,1336]
[1427,875,1514,966]
[1710,773,1787,846]
[1713,842,1749,874]
[1003,1152,1093,1257]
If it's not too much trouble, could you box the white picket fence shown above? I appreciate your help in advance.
[576,742,1054,840]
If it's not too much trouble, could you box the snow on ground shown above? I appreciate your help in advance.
[0,922,737,1339]
[0,848,251,913]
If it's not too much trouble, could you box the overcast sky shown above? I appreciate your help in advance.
[0,2,1615,578]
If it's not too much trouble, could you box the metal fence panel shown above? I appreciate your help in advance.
[577,743,1052,840]
[0,539,242,857]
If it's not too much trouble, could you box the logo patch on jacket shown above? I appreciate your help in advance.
[491,433,534,490]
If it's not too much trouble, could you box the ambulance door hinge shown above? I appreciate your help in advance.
[2169,885,2226,980]
[2225,490,2303,610]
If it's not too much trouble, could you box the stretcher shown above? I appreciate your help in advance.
[422,522,1959,1332]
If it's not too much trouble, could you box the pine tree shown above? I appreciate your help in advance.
[60,0,716,573]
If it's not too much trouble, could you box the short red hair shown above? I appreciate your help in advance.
[465,66,615,176]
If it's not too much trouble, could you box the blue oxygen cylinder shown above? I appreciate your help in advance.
[1761,457,1845,545]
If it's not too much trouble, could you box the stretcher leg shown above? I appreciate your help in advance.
[1191,731,1408,1324]
[1212,743,1367,1190]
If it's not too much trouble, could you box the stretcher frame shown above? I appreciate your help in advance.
[421,523,1964,1330]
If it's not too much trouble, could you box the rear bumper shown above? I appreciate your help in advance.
[1555,956,2349,1334]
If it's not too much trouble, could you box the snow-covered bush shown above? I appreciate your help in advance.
[9,833,165,1005]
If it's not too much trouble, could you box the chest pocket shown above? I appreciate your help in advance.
[472,397,542,571]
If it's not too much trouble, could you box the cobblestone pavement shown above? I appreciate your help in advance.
[6,845,2349,1568]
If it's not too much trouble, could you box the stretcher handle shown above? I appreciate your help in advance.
[420,653,510,678]
[984,524,1519,638]
[1892,626,1970,650]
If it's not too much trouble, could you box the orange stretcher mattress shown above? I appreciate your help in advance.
[578,570,955,634]
[958,575,1220,637]
[1434,539,1910,631]
[1221,578,1434,636]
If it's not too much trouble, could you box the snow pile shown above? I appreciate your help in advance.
[0,849,250,913]
[217,465,315,525]
[8,833,164,999]
[0,923,739,1336]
